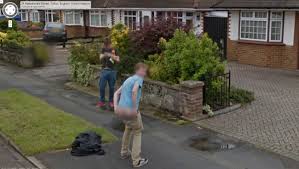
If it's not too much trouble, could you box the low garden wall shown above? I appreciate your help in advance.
[86,66,205,121]
[0,48,34,68]
[141,79,205,121]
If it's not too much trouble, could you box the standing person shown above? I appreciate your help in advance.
[113,63,149,168]
[97,38,120,109]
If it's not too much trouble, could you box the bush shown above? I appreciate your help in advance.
[0,32,7,43]
[68,42,101,86]
[69,42,101,65]
[111,21,190,74]
[147,30,225,84]
[110,24,141,74]
[230,87,254,105]
[3,30,31,49]
[32,42,49,66]
[0,19,18,32]
[129,18,190,60]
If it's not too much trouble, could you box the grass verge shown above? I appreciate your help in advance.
[0,89,117,155]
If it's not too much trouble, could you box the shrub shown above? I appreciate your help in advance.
[3,30,31,49]
[32,42,49,66]
[110,24,140,74]
[0,19,18,32]
[68,42,101,85]
[230,87,254,105]
[0,32,7,44]
[69,42,101,65]
[111,23,130,55]
[147,30,225,84]
[129,18,191,60]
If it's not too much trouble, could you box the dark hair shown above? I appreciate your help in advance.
[135,62,148,72]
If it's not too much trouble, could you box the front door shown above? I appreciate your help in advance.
[204,16,228,60]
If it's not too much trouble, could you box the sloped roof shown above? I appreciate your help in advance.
[92,0,221,9]
[213,0,299,9]
[1,0,221,9]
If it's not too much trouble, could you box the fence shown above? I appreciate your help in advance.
[203,72,231,111]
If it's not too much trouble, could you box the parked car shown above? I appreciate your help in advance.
[43,22,67,44]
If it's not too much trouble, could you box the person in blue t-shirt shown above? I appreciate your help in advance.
[113,63,149,168]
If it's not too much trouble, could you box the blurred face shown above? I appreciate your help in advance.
[136,67,148,78]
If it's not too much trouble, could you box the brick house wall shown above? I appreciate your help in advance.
[227,11,299,70]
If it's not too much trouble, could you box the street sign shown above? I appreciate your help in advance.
[2,2,19,18]
[20,1,91,10]
[8,20,12,28]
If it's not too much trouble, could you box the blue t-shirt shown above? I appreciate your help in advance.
[118,75,144,109]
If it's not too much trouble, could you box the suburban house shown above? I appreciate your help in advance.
[213,0,299,70]
[3,0,217,39]
[1,0,299,70]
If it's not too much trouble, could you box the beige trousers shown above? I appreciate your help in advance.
[121,112,144,166]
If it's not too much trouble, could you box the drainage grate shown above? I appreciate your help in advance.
[189,135,237,152]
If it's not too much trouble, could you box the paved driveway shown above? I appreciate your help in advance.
[198,62,299,161]
[31,45,70,83]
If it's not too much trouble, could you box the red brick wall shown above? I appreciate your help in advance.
[65,26,86,39]
[65,26,109,39]
[88,27,110,37]
[23,29,43,39]
[227,12,299,70]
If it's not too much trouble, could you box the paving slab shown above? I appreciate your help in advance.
[199,62,299,161]
[0,138,35,169]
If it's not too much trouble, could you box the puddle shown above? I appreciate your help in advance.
[189,135,237,152]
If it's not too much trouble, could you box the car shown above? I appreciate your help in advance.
[43,22,67,44]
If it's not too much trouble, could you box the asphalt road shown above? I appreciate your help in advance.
[0,61,298,169]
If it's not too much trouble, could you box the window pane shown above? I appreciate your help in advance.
[271,12,283,19]
[186,12,193,17]
[255,11,267,18]
[241,11,253,18]
[91,14,99,26]
[270,21,282,41]
[74,12,81,24]
[240,18,267,40]
[101,14,107,26]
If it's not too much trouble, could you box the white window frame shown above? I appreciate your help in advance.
[123,11,138,30]
[89,10,108,27]
[30,10,40,22]
[240,11,268,42]
[269,11,283,42]
[45,10,57,23]
[64,10,82,26]
[20,10,28,21]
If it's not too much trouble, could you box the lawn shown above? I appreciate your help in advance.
[0,89,117,155]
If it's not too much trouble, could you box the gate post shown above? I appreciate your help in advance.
[180,81,205,121]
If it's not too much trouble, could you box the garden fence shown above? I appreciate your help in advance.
[203,72,231,111]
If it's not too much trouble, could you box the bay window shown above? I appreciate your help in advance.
[167,11,183,23]
[90,10,108,27]
[30,10,40,22]
[124,11,137,30]
[64,11,82,25]
[240,11,284,42]
[270,12,283,42]
[240,11,268,41]
[20,10,28,21]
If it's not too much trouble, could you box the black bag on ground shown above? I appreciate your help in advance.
[71,131,105,156]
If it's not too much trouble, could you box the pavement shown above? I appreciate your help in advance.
[0,49,298,169]
[0,137,35,169]
[198,62,299,161]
